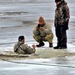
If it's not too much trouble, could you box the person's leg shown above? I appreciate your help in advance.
[54,26,61,49]
[60,26,67,49]
[45,34,53,47]
[33,35,44,47]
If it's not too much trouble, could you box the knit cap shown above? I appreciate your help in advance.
[38,16,45,23]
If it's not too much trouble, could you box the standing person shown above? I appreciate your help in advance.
[14,35,36,54]
[33,16,53,47]
[54,0,70,49]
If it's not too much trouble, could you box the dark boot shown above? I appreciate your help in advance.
[60,44,67,49]
[49,43,53,47]
[36,42,45,47]
[59,46,67,49]
[54,46,60,49]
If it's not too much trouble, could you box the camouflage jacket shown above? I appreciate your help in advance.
[54,1,70,26]
[33,22,53,37]
[14,41,35,54]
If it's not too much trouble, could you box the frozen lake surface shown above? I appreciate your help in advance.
[0,0,75,75]
[1,57,75,75]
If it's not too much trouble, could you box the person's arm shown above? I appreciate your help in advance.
[14,44,18,52]
[24,44,36,54]
[63,5,70,22]
[62,5,70,30]
[44,23,53,34]
[33,25,40,36]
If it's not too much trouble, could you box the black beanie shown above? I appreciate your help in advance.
[55,0,64,2]
[18,35,24,41]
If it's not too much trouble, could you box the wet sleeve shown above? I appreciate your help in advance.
[14,44,18,52]
[24,44,35,54]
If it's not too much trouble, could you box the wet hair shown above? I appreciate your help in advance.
[18,35,24,41]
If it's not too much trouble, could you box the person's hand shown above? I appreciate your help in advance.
[40,27,44,31]
[32,44,36,49]
[36,26,39,30]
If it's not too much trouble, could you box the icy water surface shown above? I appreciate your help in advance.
[0,0,75,75]
[0,57,75,75]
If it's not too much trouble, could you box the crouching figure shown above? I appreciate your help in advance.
[33,16,53,47]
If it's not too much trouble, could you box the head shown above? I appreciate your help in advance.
[38,16,45,25]
[55,0,64,5]
[18,35,25,43]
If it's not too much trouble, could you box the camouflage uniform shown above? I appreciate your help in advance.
[54,1,70,48]
[14,41,35,54]
[33,23,53,44]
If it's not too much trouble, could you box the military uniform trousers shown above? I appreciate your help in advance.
[33,34,53,43]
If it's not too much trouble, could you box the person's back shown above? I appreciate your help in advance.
[14,36,36,54]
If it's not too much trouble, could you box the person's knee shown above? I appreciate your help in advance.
[33,30,40,36]
[45,34,53,39]
[33,35,41,42]
[45,34,53,43]
[33,35,40,39]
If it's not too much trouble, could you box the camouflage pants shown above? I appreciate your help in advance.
[33,34,53,43]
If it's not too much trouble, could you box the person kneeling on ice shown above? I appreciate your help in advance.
[14,35,36,54]
[33,16,53,47]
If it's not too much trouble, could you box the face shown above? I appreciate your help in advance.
[39,22,44,25]
[55,1,61,5]
[22,38,25,43]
